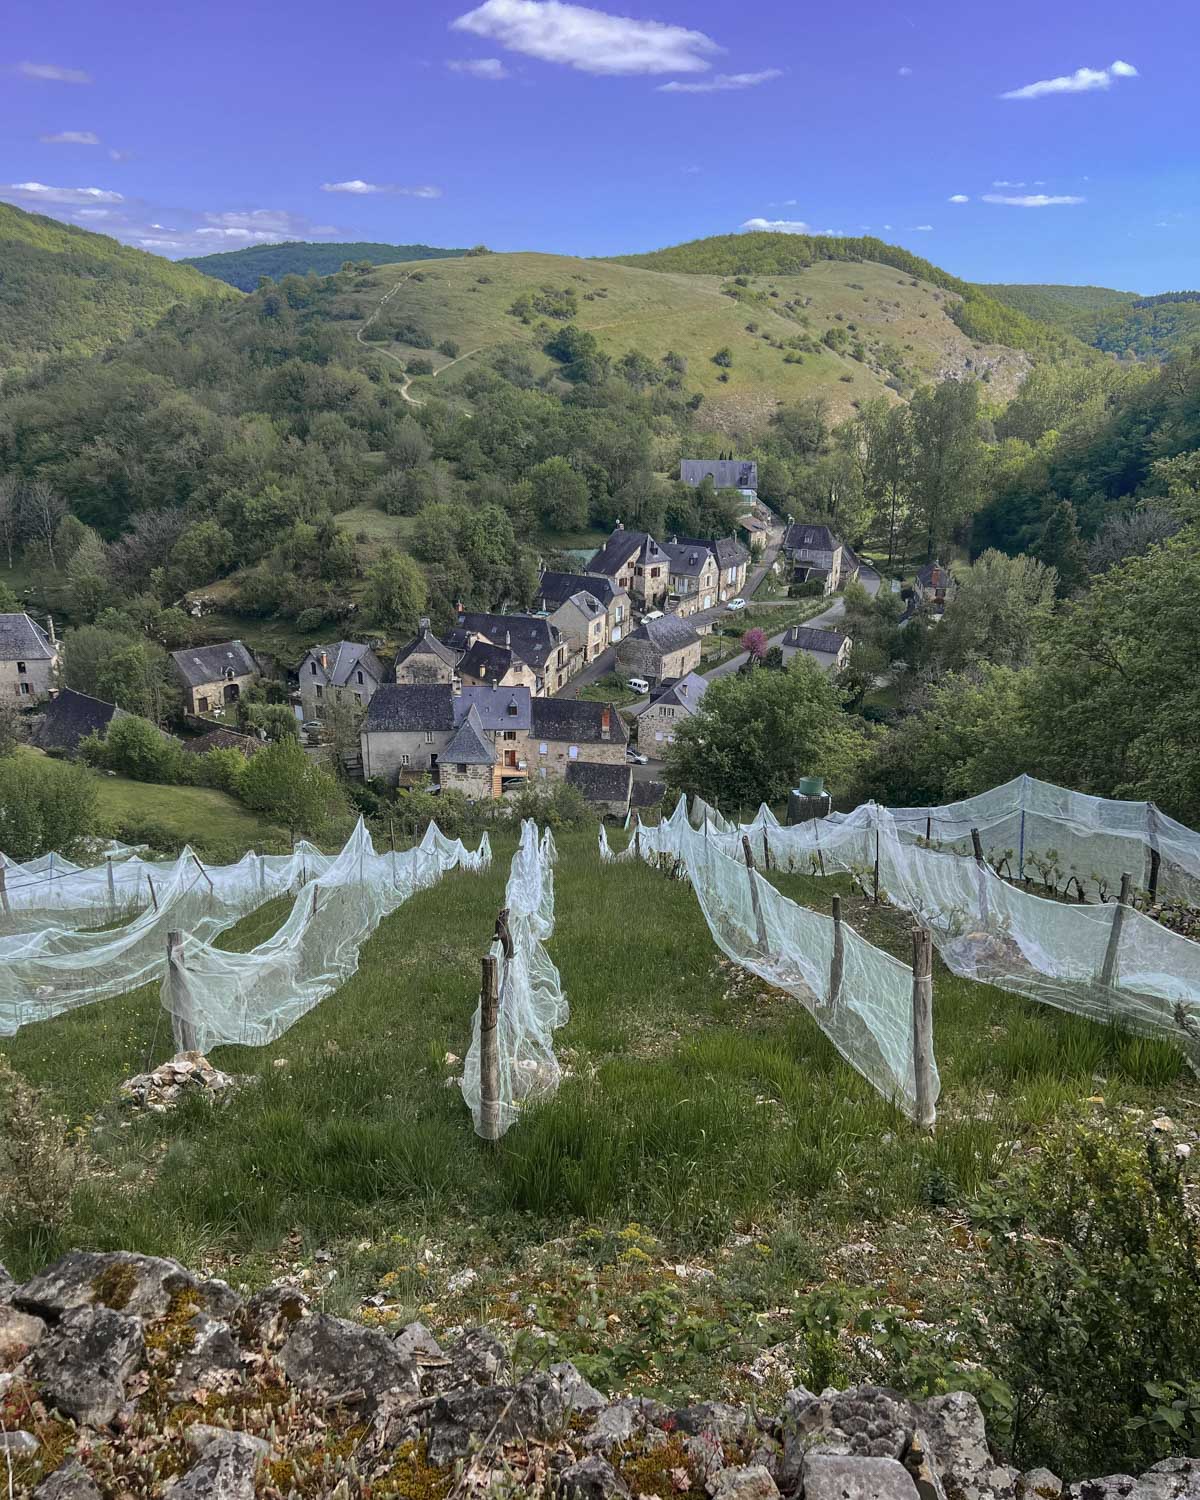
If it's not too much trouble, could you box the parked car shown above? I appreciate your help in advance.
[726,597,747,611]
[626,748,648,765]
[627,676,650,695]
[642,610,664,622]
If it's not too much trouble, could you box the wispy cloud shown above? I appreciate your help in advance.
[659,68,781,93]
[108,149,133,163]
[446,57,511,79]
[18,61,91,84]
[740,218,840,236]
[897,65,913,77]
[39,130,100,145]
[2,181,123,206]
[320,180,443,197]
[992,179,1026,187]
[947,194,970,204]
[451,0,722,76]
[909,224,933,232]
[1000,59,1138,100]
[982,193,1085,207]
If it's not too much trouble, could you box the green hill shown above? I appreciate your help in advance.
[183,239,469,291]
[982,283,1200,361]
[612,233,1089,360]
[0,202,240,373]
[981,283,1140,328]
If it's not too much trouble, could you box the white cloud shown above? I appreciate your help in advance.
[75,208,113,218]
[1000,59,1138,100]
[451,0,722,76]
[740,218,840,236]
[18,61,91,84]
[948,194,970,203]
[2,181,123,206]
[909,224,934,231]
[108,149,133,163]
[446,57,511,78]
[320,179,443,197]
[992,179,1026,187]
[659,68,781,93]
[982,192,1085,207]
[40,130,100,145]
[897,65,913,76]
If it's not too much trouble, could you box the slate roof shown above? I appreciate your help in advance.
[586,527,665,578]
[535,571,620,611]
[784,523,840,554]
[916,561,949,588]
[442,705,496,765]
[34,689,121,754]
[531,697,628,745]
[456,612,561,672]
[566,761,633,807]
[784,626,849,654]
[0,612,55,662]
[631,778,666,809]
[562,590,606,621]
[456,685,531,731]
[181,726,263,757]
[631,614,701,655]
[711,535,750,571]
[646,672,708,715]
[302,641,385,687]
[393,625,460,671]
[458,639,515,683]
[662,540,713,578]
[363,684,457,733]
[679,459,758,491]
[171,639,258,688]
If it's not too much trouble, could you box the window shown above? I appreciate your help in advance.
[354,692,362,704]
[502,730,516,741]
[655,731,663,742]
[424,731,434,743]
[539,742,547,755]
[19,682,31,697]
[356,670,364,684]
[457,763,467,774]
[568,745,579,760]
[315,685,322,699]
[310,662,317,675]
[16,661,26,675]
[401,753,410,766]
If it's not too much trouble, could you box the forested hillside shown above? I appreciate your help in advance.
[183,239,468,290]
[985,282,1200,360]
[0,203,240,373]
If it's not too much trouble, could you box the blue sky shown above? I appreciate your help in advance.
[1,0,1194,288]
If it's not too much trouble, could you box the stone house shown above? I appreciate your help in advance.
[679,458,758,499]
[549,590,608,668]
[456,638,526,692]
[170,640,258,717]
[566,761,634,819]
[448,612,572,695]
[782,523,851,595]
[914,561,956,613]
[0,613,58,703]
[393,621,461,686]
[359,683,533,792]
[617,615,702,686]
[636,672,708,753]
[782,625,852,673]
[586,526,670,611]
[437,705,499,800]
[708,536,751,601]
[662,540,719,617]
[527,697,628,784]
[534,570,630,646]
[34,687,123,755]
[297,641,386,721]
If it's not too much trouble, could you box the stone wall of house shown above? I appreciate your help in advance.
[526,734,627,784]
[439,761,495,800]
[360,728,448,783]
[0,656,57,703]
[637,702,689,752]
[395,657,456,687]
[187,671,257,717]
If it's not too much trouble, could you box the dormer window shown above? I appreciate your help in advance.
[310,662,317,675]
[16,661,26,675]
[356,670,364,684]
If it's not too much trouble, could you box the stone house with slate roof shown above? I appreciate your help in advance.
[616,614,702,685]
[451,611,572,695]
[548,589,608,668]
[637,672,708,753]
[170,639,259,717]
[679,459,758,498]
[566,760,633,818]
[438,704,498,799]
[456,638,524,692]
[783,624,852,673]
[782,523,848,595]
[662,539,719,617]
[914,561,956,613]
[297,640,386,721]
[534,570,630,646]
[527,697,627,784]
[0,612,58,702]
[393,621,461,686]
[34,688,123,755]
[586,526,671,610]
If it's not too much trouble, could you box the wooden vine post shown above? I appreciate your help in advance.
[479,953,501,1144]
[741,834,770,954]
[0,859,8,917]
[872,826,881,905]
[970,826,990,926]
[106,854,116,913]
[1100,873,1133,990]
[166,930,198,1053]
[910,926,936,1130]
[829,894,844,1007]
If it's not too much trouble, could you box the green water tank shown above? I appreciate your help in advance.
[794,776,825,797]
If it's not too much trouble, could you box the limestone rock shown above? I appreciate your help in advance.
[582,1396,669,1454]
[1018,1469,1063,1500]
[675,1401,753,1444]
[778,1386,915,1492]
[30,1303,144,1427]
[0,1261,14,1303]
[119,1051,242,1112]
[1065,1481,1137,1500]
[917,1393,1018,1500]
[1132,1458,1200,1500]
[426,1368,581,1464]
[278,1311,418,1413]
[443,1326,511,1388]
[0,1303,46,1369]
[16,1249,194,1322]
[33,1461,103,1500]
[803,1454,921,1500]
[185,1423,271,1459]
[169,1432,263,1499]
[395,1320,444,1361]
[170,1314,242,1398]
[709,1465,780,1500]
[549,1360,608,1417]
[195,1279,243,1320]
[558,1454,632,1500]
[0,1429,40,1454]
[907,1428,949,1500]
[237,1284,309,1350]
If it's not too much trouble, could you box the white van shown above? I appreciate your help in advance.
[642,610,664,622]
[627,676,650,695]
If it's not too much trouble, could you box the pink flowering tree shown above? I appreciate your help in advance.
[742,627,768,661]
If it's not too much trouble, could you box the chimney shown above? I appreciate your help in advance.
[615,520,624,531]
[319,651,328,671]
[418,616,430,636]
[505,631,511,648]
[46,615,56,644]
[601,706,611,740]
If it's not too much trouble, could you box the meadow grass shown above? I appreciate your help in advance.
[90,765,285,850]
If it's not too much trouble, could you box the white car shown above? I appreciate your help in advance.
[626,748,648,765]
[726,597,747,611]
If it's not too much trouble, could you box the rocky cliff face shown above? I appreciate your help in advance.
[1,1249,1195,1498]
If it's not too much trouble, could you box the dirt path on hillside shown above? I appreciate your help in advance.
[356,271,490,407]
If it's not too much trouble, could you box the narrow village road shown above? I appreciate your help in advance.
[704,564,881,681]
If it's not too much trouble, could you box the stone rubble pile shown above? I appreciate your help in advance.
[117,1052,244,1112]
[1,1249,1197,1498]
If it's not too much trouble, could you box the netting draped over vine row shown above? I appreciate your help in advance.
[699,796,1200,1071]
[602,803,936,1122]
[162,821,490,1054]
[462,822,566,1138]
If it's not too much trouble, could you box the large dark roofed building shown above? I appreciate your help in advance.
[679,459,758,493]
[34,688,123,756]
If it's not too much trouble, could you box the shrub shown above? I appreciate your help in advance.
[193,746,249,795]
[0,754,98,861]
[970,1122,1200,1477]
[407,357,434,376]
[0,1057,82,1251]
[86,715,189,783]
[790,579,827,598]
[509,780,594,829]
[438,339,460,359]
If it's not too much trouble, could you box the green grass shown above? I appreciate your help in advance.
[578,672,641,706]
[700,599,831,667]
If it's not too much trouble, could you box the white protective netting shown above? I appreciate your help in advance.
[840,775,1200,904]
[161,820,490,1053]
[0,841,331,1036]
[724,799,1200,1071]
[462,820,566,1137]
[603,800,937,1123]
